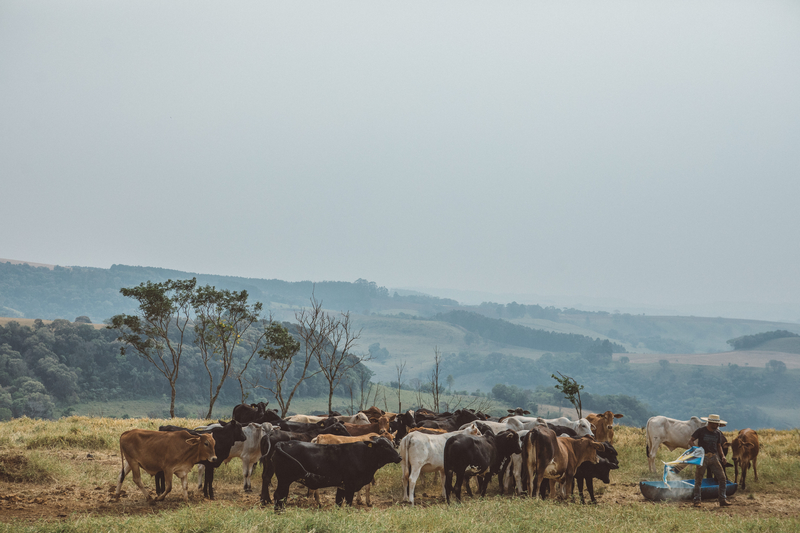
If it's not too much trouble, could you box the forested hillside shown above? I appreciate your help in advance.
[0,319,369,421]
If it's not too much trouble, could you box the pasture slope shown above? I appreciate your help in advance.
[0,417,798,532]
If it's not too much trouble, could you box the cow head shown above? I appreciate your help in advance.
[189,434,217,463]
[366,435,402,465]
[497,429,522,457]
[321,422,350,437]
[575,419,595,438]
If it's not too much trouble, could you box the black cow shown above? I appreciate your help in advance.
[389,410,417,444]
[267,436,401,511]
[443,428,521,504]
[547,424,578,438]
[233,403,282,425]
[277,417,341,433]
[258,423,351,503]
[155,419,246,499]
[416,409,480,432]
[575,442,619,504]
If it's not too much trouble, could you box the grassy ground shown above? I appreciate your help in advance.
[1,418,798,532]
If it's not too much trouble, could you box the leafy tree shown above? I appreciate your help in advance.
[766,359,787,374]
[551,371,584,419]
[191,285,263,418]
[108,278,196,417]
[252,321,302,415]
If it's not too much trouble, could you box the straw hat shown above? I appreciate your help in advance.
[701,414,727,426]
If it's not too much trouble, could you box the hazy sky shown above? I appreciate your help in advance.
[3,2,799,320]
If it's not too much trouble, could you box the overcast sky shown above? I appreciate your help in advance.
[2,2,799,320]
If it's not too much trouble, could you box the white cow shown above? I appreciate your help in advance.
[539,417,595,437]
[400,423,482,505]
[286,413,370,425]
[646,416,706,472]
[196,422,273,491]
[501,429,530,495]
[460,420,524,433]
[501,416,548,431]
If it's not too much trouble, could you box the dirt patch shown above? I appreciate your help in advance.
[0,454,32,483]
[2,468,798,523]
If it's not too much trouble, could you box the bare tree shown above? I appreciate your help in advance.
[430,346,443,413]
[311,302,367,415]
[357,368,375,412]
[395,360,406,413]
[109,278,196,418]
[410,378,424,409]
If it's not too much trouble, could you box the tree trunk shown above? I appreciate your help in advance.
[169,383,177,418]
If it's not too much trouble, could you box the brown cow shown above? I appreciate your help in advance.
[524,427,604,500]
[343,415,392,437]
[115,429,217,503]
[359,406,386,423]
[586,411,624,444]
[731,428,759,490]
[408,427,448,435]
[312,432,395,445]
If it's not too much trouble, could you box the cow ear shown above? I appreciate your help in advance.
[186,437,200,445]
[614,414,624,419]
[592,442,604,450]
[523,410,530,415]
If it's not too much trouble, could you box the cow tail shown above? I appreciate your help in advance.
[118,441,126,483]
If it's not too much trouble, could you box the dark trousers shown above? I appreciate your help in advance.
[693,453,727,502]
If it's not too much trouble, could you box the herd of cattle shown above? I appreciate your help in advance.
[113,403,761,511]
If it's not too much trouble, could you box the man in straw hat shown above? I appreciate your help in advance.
[688,414,731,507]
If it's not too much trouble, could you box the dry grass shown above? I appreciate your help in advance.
[0,419,798,532]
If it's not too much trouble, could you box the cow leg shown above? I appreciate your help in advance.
[260,459,273,505]
[407,465,422,505]
[179,472,190,502]
[577,476,586,504]
[364,483,371,507]
[155,469,172,502]
[242,459,253,492]
[203,465,215,500]
[454,471,464,503]
[478,474,491,497]
[586,477,597,504]
[740,462,747,491]
[197,464,205,490]
[445,469,453,504]
[344,489,355,506]
[734,458,740,485]
[753,455,758,482]
[154,472,164,496]
[273,480,291,512]
[647,440,660,473]
[465,475,475,497]
[115,460,135,501]
[131,463,154,503]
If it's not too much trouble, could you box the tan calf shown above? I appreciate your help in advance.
[115,429,217,503]
[586,411,624,444]
[731,428,759,490]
